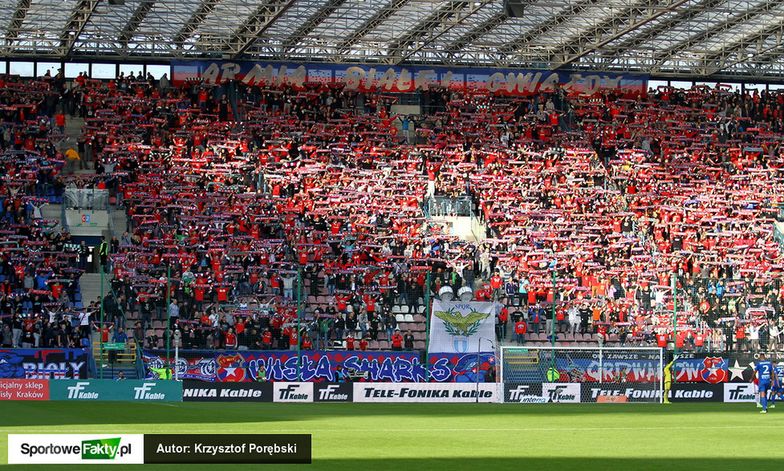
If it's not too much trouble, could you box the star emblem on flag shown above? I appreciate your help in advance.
[729,360,746,381]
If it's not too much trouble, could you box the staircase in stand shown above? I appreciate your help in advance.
[92,338,140,379]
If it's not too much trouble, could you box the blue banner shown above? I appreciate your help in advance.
[142,350,428,383]
[0,348,91,379]
[171,60,648,96]
[428,353,496,383]
[674,356,729,383]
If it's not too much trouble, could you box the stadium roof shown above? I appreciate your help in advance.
[1,0,783,80]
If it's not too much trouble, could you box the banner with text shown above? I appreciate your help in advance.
[504,348,661,383]
[182,380,273,402]
[353,382,498,403]
[171,60,647,96]
[672,352,783,383]
[723,383,756,402]
[0,348,90,380]
[0,379,50,400]
[142,350,425,383]
[50,380,182,402]
[429,301,496,354]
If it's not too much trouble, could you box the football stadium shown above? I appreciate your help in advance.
[0,0,784,468]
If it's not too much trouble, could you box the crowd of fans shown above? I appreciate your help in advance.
[0,70,102,351]
[1,68,784,357]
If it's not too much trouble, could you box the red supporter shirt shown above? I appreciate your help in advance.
[514,321,527,335]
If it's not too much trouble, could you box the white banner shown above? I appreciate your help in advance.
[429,300,496,353]
[353,383,498,403]
[273,382,314,402]
[8,434,144,464]
[542,383,581,403]
[723,383,756,402]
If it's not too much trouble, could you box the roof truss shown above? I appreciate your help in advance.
[59,0,101,58]
[335,0,413,54]
[652,0,777,71]
[498,0,602,59]
[279,0,348,56]
[550,0,692,69]
[5,0,31,43]
[227,0,297,58]
[0,0,782,80]
[174,0,223,47]
[118,0,156,47]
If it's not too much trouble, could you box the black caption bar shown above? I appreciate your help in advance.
[144,434,311,464]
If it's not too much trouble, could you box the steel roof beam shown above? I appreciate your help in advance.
[443,11,507,55]
[174,0,222,46]
[5,0,31,42]
[227,0,297,58]
[280,0,348,55]
[498,0,602,57]
[59,0,101,58]
[387,1,468,54]
[335,0,413,53]
[394,0,495,64]
[601,0,724,58]
[701,18,784,74]
[551,0,692,69]
[653,0,776,68]
[118,0,155,46]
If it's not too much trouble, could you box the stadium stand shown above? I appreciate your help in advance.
[1,71,784,359]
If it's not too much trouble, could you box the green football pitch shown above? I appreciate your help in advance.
[0,402,782,470]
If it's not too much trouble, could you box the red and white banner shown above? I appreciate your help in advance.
[0,379,50,400]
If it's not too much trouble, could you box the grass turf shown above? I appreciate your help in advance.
[0,402,781,470]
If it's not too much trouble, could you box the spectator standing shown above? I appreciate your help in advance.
[109,327,128,363]
[391,329,403,351]
[404,330,414,351]
[769,321,780,351]
[748,323,760,352]
[568,306,580,335]
[224,327,237,349]
[12,314,22,348]
[282,273,295,300]
[168,299,180,329]
[514,318,527,345]
[497,304,508,340]
[384,311,397,342]
[1,323,12,347]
